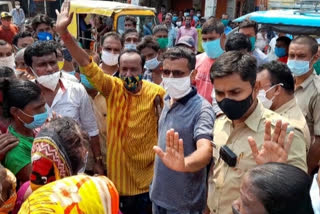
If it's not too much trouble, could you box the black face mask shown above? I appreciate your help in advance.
[217,91,253,120]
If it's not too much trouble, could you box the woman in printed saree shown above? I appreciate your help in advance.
[12,117,89,214]
[19,174,119,214]
[30,117,89,191]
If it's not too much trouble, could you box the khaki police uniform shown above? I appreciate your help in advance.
[207,102,307,214]
[295,73,320,137]
[276,97,311,151]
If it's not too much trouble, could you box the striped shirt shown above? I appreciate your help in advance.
[82,60,165,196]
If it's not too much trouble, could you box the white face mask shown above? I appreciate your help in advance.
[176,21,182,27]
[162,75,192,99]
[257,83,283,109]
[310,174,320,214]
[145,56,160,70]
[0,54,15,69]
[101,50,119,66]
[16,5,20,9]
[31,68,61,91]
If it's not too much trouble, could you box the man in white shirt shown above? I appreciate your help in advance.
[24,41,104,174]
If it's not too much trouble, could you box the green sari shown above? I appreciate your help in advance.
[3,126,34,175]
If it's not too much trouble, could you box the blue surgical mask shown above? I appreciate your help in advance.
[145,56,160,70]
[275,47,287,58]
[125,43,137,50]
[287,60,311,76]
[80,74,94,89]
[172,16,178,22]
[202,38,224,59]
[37,32,53,41]
[19,107,49,129]
[249,36,256,51]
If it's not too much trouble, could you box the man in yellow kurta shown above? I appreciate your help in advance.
[56,2,165,213]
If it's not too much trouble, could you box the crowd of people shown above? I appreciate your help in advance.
[0,0,320,213]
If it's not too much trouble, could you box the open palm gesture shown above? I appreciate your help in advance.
[248,120,294,165]
[55,0,73,35]
[153,129,186,172]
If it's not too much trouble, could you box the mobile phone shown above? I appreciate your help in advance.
[220,145,237,167]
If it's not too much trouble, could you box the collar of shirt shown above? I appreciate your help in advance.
[164,87,197,105]
[275,97,296,114]
[243,101,265,132]
[297,72,315,90]
[221,101,265,133]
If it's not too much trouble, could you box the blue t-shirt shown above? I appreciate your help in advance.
[150,88,215,211]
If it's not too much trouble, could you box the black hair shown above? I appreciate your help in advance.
[239,19,258,34]
[31,14,53,31]
[258,61,294,95]
[202,18,224,35]
[12,31,33,47]
[210,51,257,86]
[0,66,15,78]
[152,24,168,35]
[225,33,252,52]
[137,35,160,53]
[291,35,318,56]
[122,28,140,42]
[248,163,314,214]
[124,16,137,27]
[40,117,88,173]
[24,41,57,67]
[0,79,41,118]
[101,32,123,47]
[163,46,196,70]
[118,49,145,70]
[276,36,291,48]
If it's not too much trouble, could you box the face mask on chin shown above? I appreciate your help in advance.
[257,84,283,109]
[217,90,254,120]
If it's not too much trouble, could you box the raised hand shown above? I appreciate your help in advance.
[55,0,74,35]
[248,120,294,165]
[153,129,186,172]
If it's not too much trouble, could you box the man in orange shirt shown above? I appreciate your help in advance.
[0,12,18,44]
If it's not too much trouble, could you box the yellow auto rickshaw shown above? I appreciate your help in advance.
[68,0,157,50]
